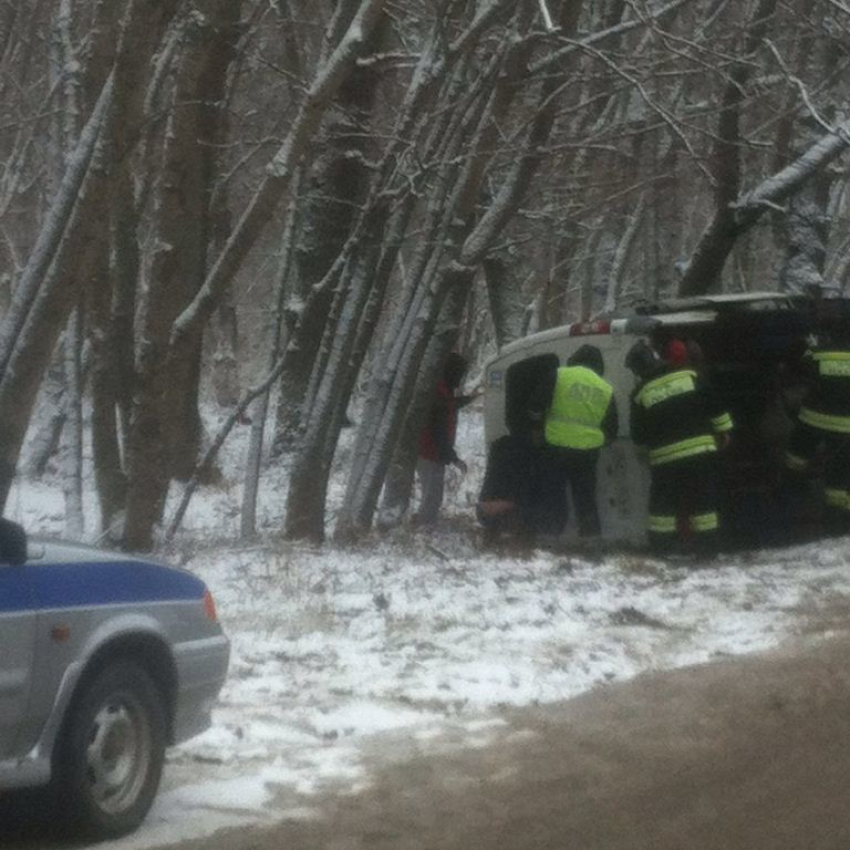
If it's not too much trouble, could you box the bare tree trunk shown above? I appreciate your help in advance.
[681,114,850,297]
[0,0,179,511]
[90,254,128,537]
[335,14,568,540]
[602,192,646,313]
[774,5,839,295]
[284,205,388,541]
[25,0,83,480]
[168,0,388,364]
[677,0,778,296]
[109,163,139,450]
[122,0,386,550]
[62,304,84,538]
[88,0,135,535]
[271,12,386,453]
[168,0,243,479]
[25,347,67,477]
[211,296,240,408]
[124,0,243,549]
[0,77,113,508]
[483,257,526,348]
[778,168,832,293]
[241,171,302,539]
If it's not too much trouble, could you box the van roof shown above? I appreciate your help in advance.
[645,291,795,314]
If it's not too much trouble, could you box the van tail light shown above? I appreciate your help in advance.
[203,589,219,622]
[569,320,611,336]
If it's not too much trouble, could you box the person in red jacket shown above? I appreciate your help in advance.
[417,353,474,525]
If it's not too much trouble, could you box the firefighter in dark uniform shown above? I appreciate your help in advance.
[543,345,618,537]
[628,339,734,554]
[784,328,850,533]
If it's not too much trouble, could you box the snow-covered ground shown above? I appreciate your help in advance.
[7,406,850,848]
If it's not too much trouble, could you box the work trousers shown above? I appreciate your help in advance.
[549,447,600,537]
[416,458,446,525]
[648,452,720,554]
[786,422,850,532]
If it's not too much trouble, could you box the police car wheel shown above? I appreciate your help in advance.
[56,660,167,838]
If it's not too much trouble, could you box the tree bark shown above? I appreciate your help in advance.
[483,258,526,349]
[335,0,570,540]
[168,0,388,361]
[241,170,303,539]
[0,77,113,508]
[271,12,386,453]
[681,114,850,297]
[0,0,179,511]
[61,304,84,538]
[677,0,778,296]
[124,1,242,548]
[284,204,388,541]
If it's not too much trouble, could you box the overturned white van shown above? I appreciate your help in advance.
[483,292,836,546]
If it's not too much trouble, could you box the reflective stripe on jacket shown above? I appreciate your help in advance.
[631,368,732,466]
[545,366,613,450]
[799,350,850,434]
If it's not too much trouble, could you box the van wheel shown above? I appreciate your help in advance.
[55,661,167,838]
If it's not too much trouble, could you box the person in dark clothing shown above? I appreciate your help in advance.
[784,328,850,534]
[417,353,474,525]
[628,338,733,555]
[477,429,567,542]
[543,344,618,537]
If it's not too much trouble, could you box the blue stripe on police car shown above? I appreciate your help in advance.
[0,561,205,613]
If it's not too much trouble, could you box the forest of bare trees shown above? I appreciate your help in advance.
[0,0,848,549]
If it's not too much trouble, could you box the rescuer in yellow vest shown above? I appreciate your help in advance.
[543,344,618,537]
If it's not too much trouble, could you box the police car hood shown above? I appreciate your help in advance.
[29,536,182,573]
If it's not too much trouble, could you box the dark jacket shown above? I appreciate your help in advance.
[479,435,566,534]
[630,367,732,465]
[798,349,850,434]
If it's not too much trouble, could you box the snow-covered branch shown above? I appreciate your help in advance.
[734,115,850,214]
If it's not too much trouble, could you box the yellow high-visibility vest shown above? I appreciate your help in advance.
[545,366,613,450]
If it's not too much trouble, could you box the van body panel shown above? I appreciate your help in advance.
[485,330,649,542]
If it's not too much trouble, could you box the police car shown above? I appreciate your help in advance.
[0,520,229,838]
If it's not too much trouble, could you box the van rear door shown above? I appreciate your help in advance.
[504,353,559,436]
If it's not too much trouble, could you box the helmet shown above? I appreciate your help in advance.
[665,339,688,367]
[567,344,605,376]
[625,340,660,380]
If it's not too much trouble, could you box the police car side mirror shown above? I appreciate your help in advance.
[0,518,27,566]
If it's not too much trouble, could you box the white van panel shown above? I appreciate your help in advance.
[484,331,649,543]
